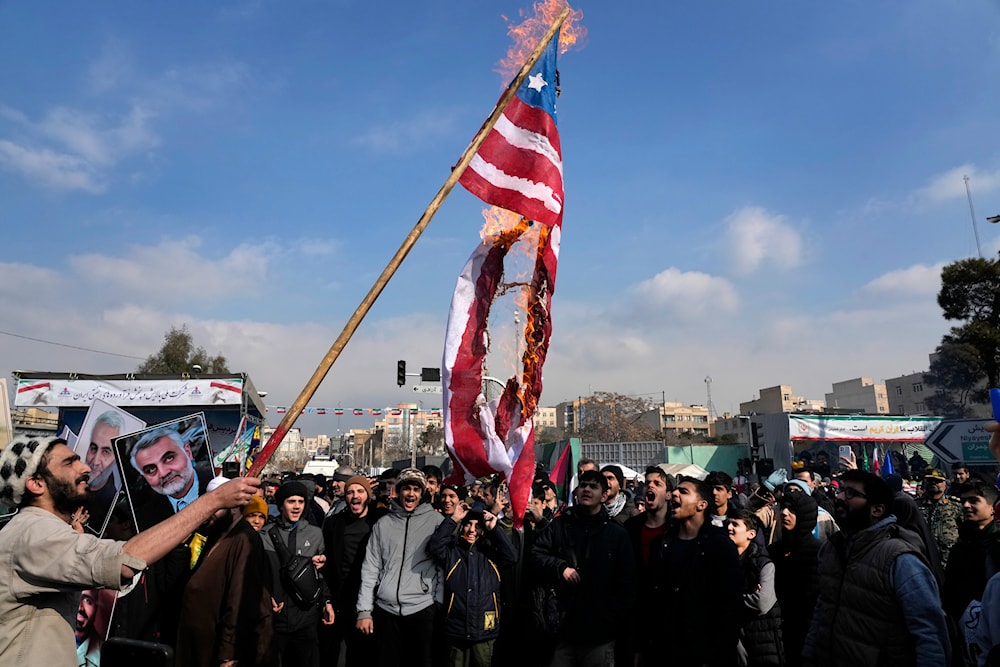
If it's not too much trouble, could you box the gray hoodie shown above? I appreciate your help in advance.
[356,500,444,618]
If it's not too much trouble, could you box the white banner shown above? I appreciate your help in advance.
[14,377,245,408]
[789,415,941,442]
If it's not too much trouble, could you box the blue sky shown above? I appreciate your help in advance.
[2,1,1000,438]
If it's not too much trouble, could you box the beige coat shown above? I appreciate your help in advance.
[0,506,145,665]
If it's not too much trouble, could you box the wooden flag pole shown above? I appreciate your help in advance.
[247,7,571,477]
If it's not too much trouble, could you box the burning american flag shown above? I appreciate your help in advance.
[443,2,583,528]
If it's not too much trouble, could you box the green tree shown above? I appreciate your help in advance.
[929,257,1000,412]
[137,325,230,374]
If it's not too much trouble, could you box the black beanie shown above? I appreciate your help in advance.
[275,481,308,506]
[601,464,625,489]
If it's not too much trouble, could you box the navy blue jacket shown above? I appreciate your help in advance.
[427,517,517,642]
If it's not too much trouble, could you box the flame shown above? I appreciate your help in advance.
[497,0,587,80]
[479,205,524,240]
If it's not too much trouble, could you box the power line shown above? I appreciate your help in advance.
[0,329,146,361]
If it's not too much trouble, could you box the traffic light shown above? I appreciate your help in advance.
[397,360,406,387]
[421,367,441,382]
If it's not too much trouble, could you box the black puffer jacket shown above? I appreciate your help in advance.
[427,517,518,642]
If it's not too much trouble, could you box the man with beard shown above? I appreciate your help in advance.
[75,589,102,667]
[804,470,949,666]
[0,436,259,665]
[83,410,124,531]
[320,476,386,667]
[356,468,444,667]
[130,425,213,529]
[176,476,273,667]
[603,464,640,525]
[918,468,962,570]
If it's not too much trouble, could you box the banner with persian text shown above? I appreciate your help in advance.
[14,377,245,408]
[788,414,941,442]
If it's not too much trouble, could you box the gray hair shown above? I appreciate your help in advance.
[130,425,186,474]
[94,410,125,432]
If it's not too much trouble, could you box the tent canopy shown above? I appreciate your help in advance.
[655,462,708,481]
[599,462,643,482]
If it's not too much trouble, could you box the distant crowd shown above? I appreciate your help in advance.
[6,428,1000,666]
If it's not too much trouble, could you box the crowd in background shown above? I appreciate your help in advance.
[8,430,1000,667]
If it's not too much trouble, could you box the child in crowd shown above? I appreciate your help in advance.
[729,509,784,666]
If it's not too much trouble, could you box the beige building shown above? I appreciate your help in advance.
[639,402,713,437]
[825,377,889,414]
[535,406,557,430]
[885,371,932,415]
[740,385,824,415]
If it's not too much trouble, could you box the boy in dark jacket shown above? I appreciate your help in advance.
[428,504,517,667]
[729,509,784,666]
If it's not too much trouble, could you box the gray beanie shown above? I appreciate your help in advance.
[0,436,60,506]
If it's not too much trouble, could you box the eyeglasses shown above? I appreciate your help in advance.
[836,486,868,500]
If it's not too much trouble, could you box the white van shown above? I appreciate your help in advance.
[301,459,340,477]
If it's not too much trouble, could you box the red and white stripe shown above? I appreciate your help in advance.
[459,96,564,229]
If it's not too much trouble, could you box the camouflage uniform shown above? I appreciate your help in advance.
[919,495,962,568]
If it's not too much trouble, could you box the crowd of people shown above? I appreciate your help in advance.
[5,425,1000,666]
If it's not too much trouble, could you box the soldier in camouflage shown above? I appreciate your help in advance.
[918,468,962,569]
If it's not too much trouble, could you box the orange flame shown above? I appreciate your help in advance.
[497,0,587,80]
[479,205,525,241]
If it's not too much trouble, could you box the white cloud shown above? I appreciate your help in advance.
[0,139,106,192]
[353,109,460,154]
[0,103,159,192]
[723,206,804,275]
[0,262,63,294]
[630,268,739,322]
[860,263,944,298]
[68,237,273,303]
[918,164,1000,203]
[0,51,250,193]
[36,105,159,166]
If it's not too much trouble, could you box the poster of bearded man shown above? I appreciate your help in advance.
[73,399,146,536]
[113,413,214,532]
